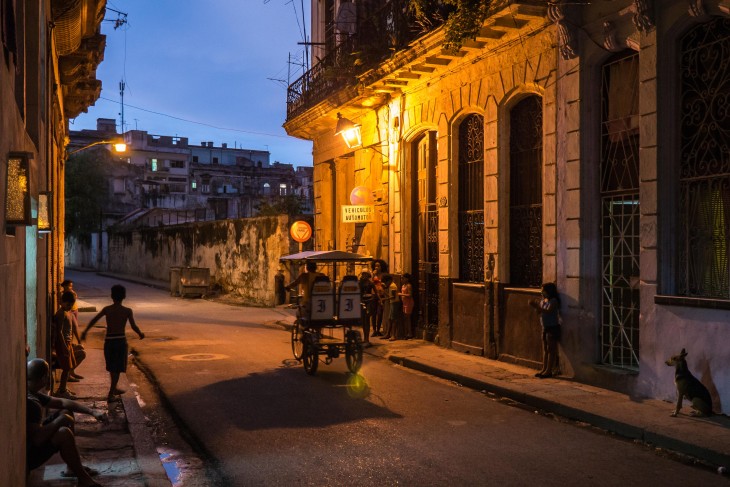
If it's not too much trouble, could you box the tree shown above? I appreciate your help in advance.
[64,150,111,240]
[409,0,492,50]
[255,194,306,217]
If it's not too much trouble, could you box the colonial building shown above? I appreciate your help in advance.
[69,119,314,222]
[0,0,107,482]
[283,0,730,413]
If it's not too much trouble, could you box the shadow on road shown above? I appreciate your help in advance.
[165,366,402,434]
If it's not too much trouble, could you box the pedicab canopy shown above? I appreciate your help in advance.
[279,250,373,264]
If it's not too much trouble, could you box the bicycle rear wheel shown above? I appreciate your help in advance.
[291,319,304,360]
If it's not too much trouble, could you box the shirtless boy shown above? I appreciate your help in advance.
[81,285,145,402]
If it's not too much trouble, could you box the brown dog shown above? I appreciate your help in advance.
[665,349,713,417]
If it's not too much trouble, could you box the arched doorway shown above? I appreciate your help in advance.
[411,130,439,338]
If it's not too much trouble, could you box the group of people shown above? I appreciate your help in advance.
[358,260,415,347]
[27,281,146,484]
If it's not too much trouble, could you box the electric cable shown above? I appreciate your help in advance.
[93,96,294,139]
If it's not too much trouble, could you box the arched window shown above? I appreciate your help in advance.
[263,182,271,196]
[458,114,485,283]
[509,96,543,287]
[678,17,730,299]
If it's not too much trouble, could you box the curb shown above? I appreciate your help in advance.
[97,272,169,292]
[385,354,730,469]
[119,371,172,486]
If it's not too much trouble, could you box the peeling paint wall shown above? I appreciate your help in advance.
[106,216,300,305]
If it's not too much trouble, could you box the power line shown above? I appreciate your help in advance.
[95,96,293,139]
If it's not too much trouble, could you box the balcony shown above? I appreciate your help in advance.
[286,0,440,120]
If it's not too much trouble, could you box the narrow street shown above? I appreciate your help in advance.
[71,271,724,486]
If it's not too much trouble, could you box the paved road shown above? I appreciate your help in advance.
[72,271,724,486]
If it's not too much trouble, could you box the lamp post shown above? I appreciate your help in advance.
[67,140,127,157]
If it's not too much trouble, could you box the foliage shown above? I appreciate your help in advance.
[64,151,111,239]
[255,194,306,217]
[408,0,493,50]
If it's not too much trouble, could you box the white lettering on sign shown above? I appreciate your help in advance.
[341,205,375,223]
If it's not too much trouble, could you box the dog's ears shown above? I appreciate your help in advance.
[680,348,687,357]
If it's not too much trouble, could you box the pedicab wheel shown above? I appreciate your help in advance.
[303,335,319,375]
[345,331,363,373]
[291,319,304,360]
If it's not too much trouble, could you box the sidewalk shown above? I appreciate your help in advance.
[361,336,730,470]
[27,336,171,487]
[63,271,730,479]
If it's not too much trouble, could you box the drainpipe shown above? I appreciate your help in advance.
[486,253,497,359]
[327,159,337,251]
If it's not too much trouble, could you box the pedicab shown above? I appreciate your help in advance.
[279,250,372,375]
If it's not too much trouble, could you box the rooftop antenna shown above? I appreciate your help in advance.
[119,80,126,133]
[104,7,128,30]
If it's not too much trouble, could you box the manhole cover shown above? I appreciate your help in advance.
[170,353,229,362]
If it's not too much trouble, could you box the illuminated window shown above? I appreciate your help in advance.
[279,183,288,196]
[191,180,197,190]
[5,153,31,226]
[151,158,158,171]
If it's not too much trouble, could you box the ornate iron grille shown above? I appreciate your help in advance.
[678,17,730,299]
[418,206,440,330]
[287,1,433,120]
[509,96,543,288]
[600,51,640,370]
[459,114,485,283]
[417,132,440,331]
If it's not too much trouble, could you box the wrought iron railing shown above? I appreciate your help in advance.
[286,1,440,120]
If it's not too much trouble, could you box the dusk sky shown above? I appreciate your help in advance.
[72,0,313,166]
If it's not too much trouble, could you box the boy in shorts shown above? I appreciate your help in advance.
[53,292,77,398]
[81,285,145,402]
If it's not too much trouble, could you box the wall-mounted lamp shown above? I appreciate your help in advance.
[5,152,32,226]
[67,139,127,157]
[335,113,361,149]
[37,191,52,233]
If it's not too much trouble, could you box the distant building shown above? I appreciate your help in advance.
[68,119,314,225]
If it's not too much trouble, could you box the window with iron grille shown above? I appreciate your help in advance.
[458,114,484,283]
[600,51,640,370]
[509,96,543,288]
[678,17,730,299]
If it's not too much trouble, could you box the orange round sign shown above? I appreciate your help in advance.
[290,220,312,243]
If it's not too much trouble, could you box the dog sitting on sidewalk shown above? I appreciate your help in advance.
[665,348,713,417]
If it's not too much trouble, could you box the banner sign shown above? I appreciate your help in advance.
[341,204,374,223]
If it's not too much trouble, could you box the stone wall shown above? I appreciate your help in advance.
[105,216,301,305]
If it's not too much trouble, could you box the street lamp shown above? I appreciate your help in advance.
[335,113,361,149]
[67,140,127,157]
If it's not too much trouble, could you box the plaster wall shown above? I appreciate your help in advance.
[0,30,51,486]
[105,216,297,305]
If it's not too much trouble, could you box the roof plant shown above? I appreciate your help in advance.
[409,0,493,50]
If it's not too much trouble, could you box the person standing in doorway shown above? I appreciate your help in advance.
[399,273,415,339]
[358,271,376,347]
[60,280,85,382]
[388,275,403,341]
[529,282,561,378]
[52,292,78,398]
